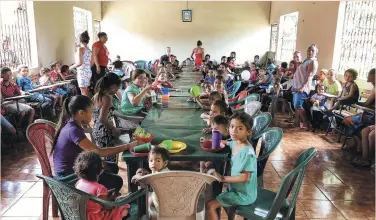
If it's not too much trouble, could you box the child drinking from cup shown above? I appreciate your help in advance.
[207,112,257,220]
[74,151,130,219]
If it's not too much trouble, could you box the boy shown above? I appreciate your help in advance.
[211,115,230,140]
[17,65,53,112]
[49,61,61,82]
[131,147,170,210]
[1,67,35,127]
[112,60,129,81]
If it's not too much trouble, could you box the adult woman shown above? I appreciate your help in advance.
[292,44,319,130]
[52,95,138,192]
[120,69,153,115]
[70,31,92,96]
[191,40,205,70]
[91,32,109,89]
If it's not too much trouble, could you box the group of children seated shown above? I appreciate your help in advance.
[1,61,77,145]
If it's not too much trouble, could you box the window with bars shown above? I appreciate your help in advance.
[93,20,101,42]
[0,1,33,70]
[337,1,376,79]
[269,24,278,52]
[73,7,93,49]
[277,12,299,62]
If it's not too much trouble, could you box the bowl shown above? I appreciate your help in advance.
[134,134,153,143]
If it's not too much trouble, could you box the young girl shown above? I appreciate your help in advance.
[249,62,258,81]
[328,69,359,112]
[200,91,224,120]
[213,76,229,104]
[204,70,216,84]
[92,72,123,166]
[74,151,130,219]
[310,84,326,131]
[206,99,231,126]
[52,95,138,192]
[207,112,257,220]
[39,67,61,115]
[152,72,174,89]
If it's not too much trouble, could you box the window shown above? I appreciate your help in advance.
[0,1,35,70]
[269,24,279,52]
[336,1,376,79]
[93,20,101,42]
[73,7,93,49]
[276,12,299,62]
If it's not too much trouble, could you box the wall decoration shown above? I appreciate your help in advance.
[182,10,192,22]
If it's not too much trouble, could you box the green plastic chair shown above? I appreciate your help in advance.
[134,60,147,69]
[36,174,147,220]
[253,128,283,187]
[229,93,260,106]
[233,101,262,117]
[227,81,242,98]
[227,148,317,220]
[251,112,272,137]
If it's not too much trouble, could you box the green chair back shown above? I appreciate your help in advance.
[37,174,146,220]
[134,60,147,69]
[246,93,260,102]
[267,148,317,219]
[251,112,272,137]
[227,81,242,98]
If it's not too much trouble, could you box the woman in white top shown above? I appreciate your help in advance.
[70,31,92,96]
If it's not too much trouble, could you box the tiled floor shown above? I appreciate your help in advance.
[1,122,375,219]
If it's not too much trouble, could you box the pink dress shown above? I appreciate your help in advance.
[76,179,128,220]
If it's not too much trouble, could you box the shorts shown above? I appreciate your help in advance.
[3,102,33,114]
[293,91,308,109]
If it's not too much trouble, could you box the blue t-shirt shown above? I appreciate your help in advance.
[53,119,86,175]
[204,76,216,84]
[17,76,34,92]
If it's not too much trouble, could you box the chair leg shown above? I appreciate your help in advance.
[51,194,59,217]
[42,184,50,220]
[227,207,236,220]
[289,206,296,220]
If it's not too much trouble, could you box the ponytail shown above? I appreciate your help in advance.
[51,95,93,155]
[51,97,72,155]
[94,72,121,102]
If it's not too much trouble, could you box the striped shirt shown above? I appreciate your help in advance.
[292,58,315,94]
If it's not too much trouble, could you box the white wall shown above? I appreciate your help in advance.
[101,1,271,63]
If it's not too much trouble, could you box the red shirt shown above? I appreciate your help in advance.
[1,81,21,99]
[92,41,108,66]
[50,71,59,81]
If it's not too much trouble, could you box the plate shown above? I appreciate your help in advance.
[241,70,251,81]
[200,138,226,153]
[129,147,149,157]
[159,141,187,153]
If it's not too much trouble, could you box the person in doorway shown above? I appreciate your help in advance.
[91,32,109,92]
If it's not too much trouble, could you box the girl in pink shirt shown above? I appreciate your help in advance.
[74,151,130,220]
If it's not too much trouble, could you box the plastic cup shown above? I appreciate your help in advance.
[212,130,222,149]
[134,143,151,153]
[161,88,169,95]
[160,140,173,150]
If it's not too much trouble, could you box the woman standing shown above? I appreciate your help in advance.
[70,31,92,96]
[292,44,319,130]
[91,32,109,89]
[191,40,205,70]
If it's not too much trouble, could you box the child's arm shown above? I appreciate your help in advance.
[338,84,358,101]
[214,171,251,183]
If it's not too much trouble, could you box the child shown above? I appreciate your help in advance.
[92,72,123,164]
[187,82,212,108]
[265,58,276,74]
[1,67,35,127]
[260,76,281,111]
[310,84,326,131]
[249,62,258,81]
[112,60,129,81]
[328,69,359,112]
[254,55,262,69]
[74,151,130,219]
[282,61,295,83]
[202,63,210,79]
[201,91,224,119]
[39,67,62,112]
[279,62,288,75]
[131,147,170,211]
[152,72,174,89]
[213,76,229,104]
[59,65,75,80]
[323,69,342,96]
[207,112,257,220]
[204,70,216,84]
[206,99,231,126]
[17,65,53,115]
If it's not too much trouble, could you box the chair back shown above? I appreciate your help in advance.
[247,93,260,102]
[36,174,90,220]
[26,121,56,177]
[138,171,218,220]
[134,60,147,69]
[267,148,317,219]
[253,128,283,176]
[227,81,242,98]
[244,101,261,117]
[251,112,272,137]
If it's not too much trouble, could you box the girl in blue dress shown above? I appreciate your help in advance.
[207,111,257,220]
